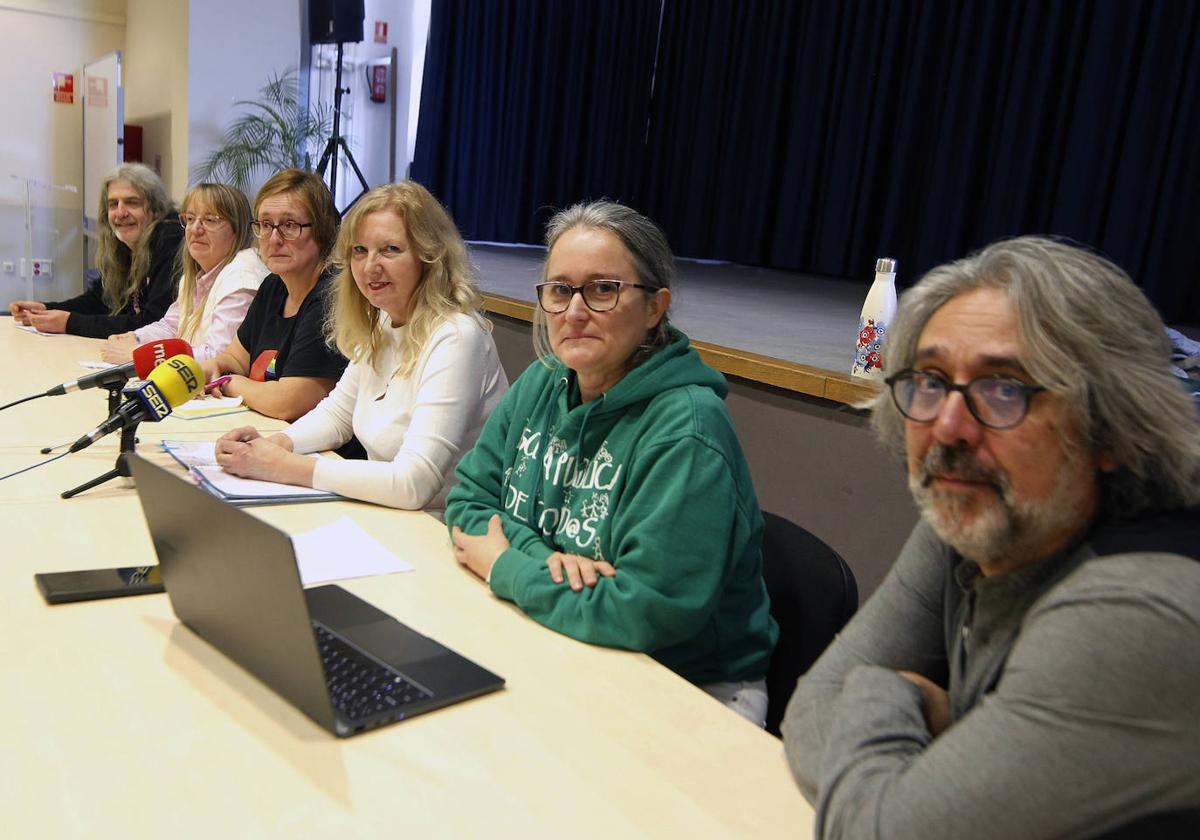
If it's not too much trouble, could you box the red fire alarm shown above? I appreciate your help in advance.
[52,72,74,105]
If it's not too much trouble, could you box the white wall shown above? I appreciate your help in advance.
[187,0,302,200]
[0,0,124,305]
[307,0,430,208]
[123,0,188,198]
[1,0,433,310]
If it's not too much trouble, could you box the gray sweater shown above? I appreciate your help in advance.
[782,518,1200,840]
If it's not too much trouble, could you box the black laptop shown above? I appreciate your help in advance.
[128,455,504,737]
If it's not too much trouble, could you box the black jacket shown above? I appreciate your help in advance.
[46,214,183,338]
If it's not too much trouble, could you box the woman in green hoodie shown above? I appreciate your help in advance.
[447,201,778,725]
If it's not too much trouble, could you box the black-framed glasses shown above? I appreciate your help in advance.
[534,279,652,313]
[251,219,313,240]
[885,369,1047,430]
[179,213,227,231]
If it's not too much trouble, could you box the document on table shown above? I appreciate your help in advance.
[171,395,246,419]
[159,440,342,506]
[292,516,415,584]
[191,465,340,502]
[160,440,219,469]
[14,323,66,336]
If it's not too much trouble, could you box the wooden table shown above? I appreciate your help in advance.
[0,323,813,838]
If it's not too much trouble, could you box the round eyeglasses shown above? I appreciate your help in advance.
[534,279,652,313]
[885,369,1047,430]
[179,214,227,231]
[251,219,313,240]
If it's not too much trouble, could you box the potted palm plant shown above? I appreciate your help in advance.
[191,69,332,192]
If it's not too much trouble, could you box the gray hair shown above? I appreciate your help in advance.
[533,200,675,366]
[95,163,174,313]
[871,236,1200,518]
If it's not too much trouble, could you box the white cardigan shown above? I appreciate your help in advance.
[283,312,509,510]
[181,247,270,347]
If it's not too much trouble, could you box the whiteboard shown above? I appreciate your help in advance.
[82,51,123,238]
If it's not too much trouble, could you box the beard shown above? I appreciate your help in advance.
[909,443,1090,571]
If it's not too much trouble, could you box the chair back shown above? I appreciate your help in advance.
[761,511,858,736]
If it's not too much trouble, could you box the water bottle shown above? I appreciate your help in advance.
[851,258,898,380]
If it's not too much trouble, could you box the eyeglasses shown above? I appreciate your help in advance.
[179,214,227,231]
[885,369,1047,430]
[251,219,313,240]
[535,279,652,313]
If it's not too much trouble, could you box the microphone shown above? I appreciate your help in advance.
[68,355,205,454]
[45,337,193,396]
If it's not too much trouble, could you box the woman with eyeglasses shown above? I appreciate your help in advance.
[9,163,182,337]
[211,181,508,511]
[100,183,269,364]
[446,200,778,726]
[200,169,347,421]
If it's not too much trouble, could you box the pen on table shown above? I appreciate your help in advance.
[204,374,232,394]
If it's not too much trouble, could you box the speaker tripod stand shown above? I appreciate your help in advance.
[316,41,369,213]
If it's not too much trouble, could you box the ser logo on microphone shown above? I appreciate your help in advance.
[140,382,171,420]
[167,357,200,393]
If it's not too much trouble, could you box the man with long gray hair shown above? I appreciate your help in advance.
[782,236,1200,839]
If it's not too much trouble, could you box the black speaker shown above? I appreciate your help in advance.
[309,0,364,45]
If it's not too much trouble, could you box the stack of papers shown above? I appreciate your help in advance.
[172,395,248,420]
[160,440,342,506]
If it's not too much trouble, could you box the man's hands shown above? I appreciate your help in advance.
[899,670,952,736]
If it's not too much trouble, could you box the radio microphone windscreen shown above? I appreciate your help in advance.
[45,337,193,397]
[67,355,205,453]
[131,338,193,379]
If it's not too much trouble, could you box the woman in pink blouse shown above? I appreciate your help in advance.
[101,183,269,363]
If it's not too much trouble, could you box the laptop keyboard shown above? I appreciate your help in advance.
[314,624,433,721]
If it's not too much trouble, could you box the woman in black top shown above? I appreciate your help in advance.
[201,169,346,421]
[9,163,182,337]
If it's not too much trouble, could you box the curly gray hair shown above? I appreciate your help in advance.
[872,236,1200,518]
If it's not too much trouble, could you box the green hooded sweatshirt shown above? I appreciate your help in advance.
[446,328,778,686]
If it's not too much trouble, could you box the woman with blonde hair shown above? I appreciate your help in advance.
[101,182,269,363]
[214,180,508,511]
[10,163,181,336]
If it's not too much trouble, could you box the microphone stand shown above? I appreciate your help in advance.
[61,418,140,499]
[41,383,131,454]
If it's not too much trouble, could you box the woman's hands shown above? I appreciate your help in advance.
[451,515,510,582]
[451,514,617,591]
[101,332,138,364]
[215,374,252,399]
[546,552,616,591]
[214,427,311,486]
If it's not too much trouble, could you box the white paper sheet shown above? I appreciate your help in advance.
[291,516,415,584]
[14,323,65,336]
[172,395,245,419]
[192,464,334,499]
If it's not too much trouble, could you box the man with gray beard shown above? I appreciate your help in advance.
[782,237,1200,840]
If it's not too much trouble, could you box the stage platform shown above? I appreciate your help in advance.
[471,243,870,374]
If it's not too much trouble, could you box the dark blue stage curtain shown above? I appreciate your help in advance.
[413,1,1200,322]
[410,0,661,245]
